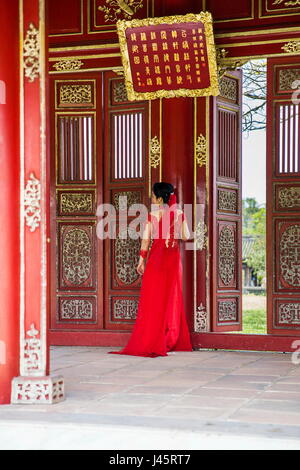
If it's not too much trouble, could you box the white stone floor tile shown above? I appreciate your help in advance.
[0,347,299,450]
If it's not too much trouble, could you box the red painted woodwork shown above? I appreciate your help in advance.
[47,0,300,48]
[24,3,43,343]
[192,332,300,352]
[19,0,52,382]
[158,0,205,17]
[210,71,243,332]
[206,0,254,22]
[161,96,194,332]
[0,0,20,404]
[49,330,131,347]
[48,0,83,36]
[49,70,150,344]
[103,71,149,331]
[148,99,161,198]
[266,56,300,336]
[49,72,104,338]
[46,0,300,352]
[92,0,151,35]
[194,97,210,331]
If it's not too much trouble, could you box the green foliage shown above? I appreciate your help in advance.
[242,198,262,231]
[242,198,266,283]
[242,309,267,334]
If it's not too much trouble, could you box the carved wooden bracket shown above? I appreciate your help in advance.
[216,48,248,79]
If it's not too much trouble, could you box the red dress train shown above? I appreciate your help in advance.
[109,206,192,358]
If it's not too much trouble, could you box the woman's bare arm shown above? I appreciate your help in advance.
[176,210,190,241]
[140,219,151,251]
[137,218,151,275]
[181,218,190,241]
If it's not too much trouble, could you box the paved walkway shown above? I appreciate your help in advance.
[0,347,300,450]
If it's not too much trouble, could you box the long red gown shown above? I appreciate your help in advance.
[109,205,192,358]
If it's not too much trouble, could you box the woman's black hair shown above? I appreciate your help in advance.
[152,182,174,204]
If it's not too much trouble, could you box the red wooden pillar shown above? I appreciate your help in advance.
[161,97,195,330]
[0,0,20,404]
[10,0,64,404]
[156,0,210,336]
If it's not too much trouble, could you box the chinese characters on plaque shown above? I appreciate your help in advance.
[117,13,219,100]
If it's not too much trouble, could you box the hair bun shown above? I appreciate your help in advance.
[167,184,174,194]
[153,182,174,204]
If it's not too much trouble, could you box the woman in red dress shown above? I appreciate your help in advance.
[110,182,192,358]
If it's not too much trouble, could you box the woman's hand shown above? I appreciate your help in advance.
[136,259,145,275]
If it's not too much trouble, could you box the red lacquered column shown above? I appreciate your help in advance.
[154,0,210,339]
[10,0,64,405]
[0,0,20,404]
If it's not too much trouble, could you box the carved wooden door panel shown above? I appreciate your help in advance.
[50,74,104,338]
[211,70,243,331]
[49,70,149,343]
[103,71,149,330]
[266,57,300,336]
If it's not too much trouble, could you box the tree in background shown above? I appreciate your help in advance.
[242,60,267,284]
[242,59,267,134]
[243,198,266,284]
[242,197,262,230]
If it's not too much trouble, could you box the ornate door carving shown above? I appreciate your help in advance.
[211,71,243,331]
[49,68,150,343]
[50,71,149,341]
[103,72,149,330]
[50,74,104,335]
[267,57,300,335]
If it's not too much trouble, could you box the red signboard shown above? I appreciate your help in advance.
[117,13,219,100]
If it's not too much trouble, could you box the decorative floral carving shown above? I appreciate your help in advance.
[219,76,238,102]
[61,299,93,320]
[218,226,235,286]
[281,40,300,53]
[194,303,208,332]
[195,134,207,167]
[62,228,92,286]
[113,298,138,320]
[218,189,237,212]
[23,23,40,82]
[218,300,237,322]
[150,136,161,169]
[115,68,125,77]
[278,68,300,90]
[60,84,92,106]
[278,187,300,209]
[98,0,144,22]
[23,323,42,376]
[53,59,84,72]
[278,302,300,325]
[279,224,300,287]
[113,81,128,103]
[272,0,300,8]
[24,173,41,232]
[11,376,64,404]
[113,191,141,211]
[115,228,140,285]
[216,48,229,61]
[60,193,93,215]
[195,221,208,251]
